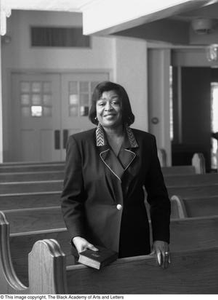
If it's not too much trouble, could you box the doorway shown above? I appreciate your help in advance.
[10,71,109,162]
[211,82,218,170]
[171,67,212,171]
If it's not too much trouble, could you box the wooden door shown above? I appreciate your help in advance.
[10,71,109,162]
[11,73,62,162]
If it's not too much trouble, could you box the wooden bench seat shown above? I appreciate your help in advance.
[10,228,72,287]
[0,180,63,194]
[0,167,206,184]
[1,211,218,293]
[6,240,218,294]
[0,162,64,173]
[162,165,197,176]
[35,241,217,294]
[165,173,218,187]
[0,190,213,220]
[3,206,65,233]
[0,161,64,166]
[171,195,218,218]
[0,192,61,210]
[160,152,205,175]
[2,198,182,234]
[0,171,64,182]
[168,184,218,198]
[0,152,204,177]
[3,178,218,197]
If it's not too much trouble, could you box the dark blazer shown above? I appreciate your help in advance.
[61,126,171,257]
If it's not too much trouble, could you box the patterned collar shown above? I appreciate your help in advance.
[96,123,138,148]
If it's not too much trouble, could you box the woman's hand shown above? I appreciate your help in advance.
[152,240,170,269]
[72,236,98,253]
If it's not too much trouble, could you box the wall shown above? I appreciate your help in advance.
[1,10,148,161]
[147,48,171,165]
[172,48,217,67]
[114,37,148,131]
[0,37,2,162]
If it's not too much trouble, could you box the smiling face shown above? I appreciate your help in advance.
[96,90,123,130]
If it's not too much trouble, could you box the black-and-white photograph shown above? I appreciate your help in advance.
[0,0,218,297]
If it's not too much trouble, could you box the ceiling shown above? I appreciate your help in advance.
[112,2,218,46]
[5,0,218,45]
[7,0,89,12]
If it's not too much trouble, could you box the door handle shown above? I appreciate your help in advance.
[54,130,60,150]
[63,129,68,149]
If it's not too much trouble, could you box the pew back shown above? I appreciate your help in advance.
[172,195,218,218]
[162,165,196,176]
[29,239,218,294]
[1,211,218,292]
[168,184,218,198]
[0,192,60,210]
[165,173,218,187]
[0,171,64,182]
[0,181,63,194]
[0,162,64,173]
[3,207,65,233]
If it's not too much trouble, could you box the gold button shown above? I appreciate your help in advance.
[116,204,122,210]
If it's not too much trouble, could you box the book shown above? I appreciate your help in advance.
[78,246,118,270]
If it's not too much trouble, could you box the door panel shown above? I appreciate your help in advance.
[11,73,61,162]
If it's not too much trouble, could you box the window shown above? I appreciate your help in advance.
[68,81,99,117]
[20,81,52,117]
[31,27,91,48]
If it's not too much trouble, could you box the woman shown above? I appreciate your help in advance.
[61,81,171,268]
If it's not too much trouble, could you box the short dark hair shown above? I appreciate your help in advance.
[89,81,135,126]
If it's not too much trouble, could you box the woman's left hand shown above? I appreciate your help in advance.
[152,240,170,269]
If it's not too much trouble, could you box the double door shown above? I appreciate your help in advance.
[11,71,109,162]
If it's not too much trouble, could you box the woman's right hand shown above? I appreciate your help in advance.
[72,236,98,253]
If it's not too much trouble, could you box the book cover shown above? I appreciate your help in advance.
[78,246,118,270]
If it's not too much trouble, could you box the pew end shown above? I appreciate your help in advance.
[170,195,188,218]
[158,148,167,167]
[0,211,27,294]
[192,153,206,174]
[29,239,218,294]
[29,239,67,294]
[145,196,187,219]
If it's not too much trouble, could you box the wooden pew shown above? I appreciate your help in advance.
[165,172,218,187]
[4,239,218,294]
[0,196,184,236]
[3,206,65,234]
[0,180,63,194]
[168,184,218,198]
[1,211,218,293]
[0,192,61,210]
[0,171,64,182]
[2,197,185,234]
[0,209,71,290]
[0,161,64,166]
[160,152,205,175]
[0,162,64,173]
[171,195,218,218]
[145,197,186,219]
[28,240,218,294]
[0,151,204,177]
[5,175,218,196]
